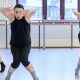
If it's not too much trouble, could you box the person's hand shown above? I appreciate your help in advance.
[74,12,80,17]
[24,9,30,16]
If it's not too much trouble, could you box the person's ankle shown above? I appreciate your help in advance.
[77,64,80,69]
[5,77,8,80]
[33,77,39,80]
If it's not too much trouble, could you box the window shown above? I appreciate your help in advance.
[19,0,78,20]
[65,0,78,20]
[47,0,60,20]
[19,0,42,20]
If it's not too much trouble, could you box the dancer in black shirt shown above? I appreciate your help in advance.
[0,4,39,80]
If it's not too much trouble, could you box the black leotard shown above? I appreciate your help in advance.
[10,17,31,47]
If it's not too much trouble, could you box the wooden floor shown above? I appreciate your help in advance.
[0,48,80,80]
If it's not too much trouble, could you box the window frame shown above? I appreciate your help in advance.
[17,0,79,20]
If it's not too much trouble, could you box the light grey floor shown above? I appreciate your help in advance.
[0,48,80,80]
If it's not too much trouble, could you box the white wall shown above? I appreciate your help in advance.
[44,24,79,47]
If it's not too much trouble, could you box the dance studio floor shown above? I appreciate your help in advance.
[0,48,80,80]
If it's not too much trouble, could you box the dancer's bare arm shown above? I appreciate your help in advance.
[0,7,14,22]
[24,8,37,22]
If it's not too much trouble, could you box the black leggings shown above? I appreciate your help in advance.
[11,46,30,69]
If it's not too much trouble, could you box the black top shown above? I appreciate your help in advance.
[10,17,31,47]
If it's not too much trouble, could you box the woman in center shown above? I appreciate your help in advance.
[0,4,39,80]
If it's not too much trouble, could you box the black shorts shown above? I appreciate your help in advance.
[11,46,31,68]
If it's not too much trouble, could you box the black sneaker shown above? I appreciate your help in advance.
[0,62,5,73]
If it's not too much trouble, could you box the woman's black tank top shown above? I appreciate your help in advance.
[10,17,31,47]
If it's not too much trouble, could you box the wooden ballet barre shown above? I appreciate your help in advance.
[0,19,80,22]
[0,20,10,26]
[0,24,10,26]
[0,20,80,25]
[31,20,80,25]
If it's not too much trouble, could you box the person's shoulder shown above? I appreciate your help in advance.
[10,15,15,23]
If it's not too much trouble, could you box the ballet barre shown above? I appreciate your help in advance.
[41,20,80,49]
[31,20,80,49]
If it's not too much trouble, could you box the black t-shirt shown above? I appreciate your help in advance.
[10,17,31,47]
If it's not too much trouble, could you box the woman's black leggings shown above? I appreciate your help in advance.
[11,46,30,69]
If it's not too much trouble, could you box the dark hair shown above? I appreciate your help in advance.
[14,4,24,10]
